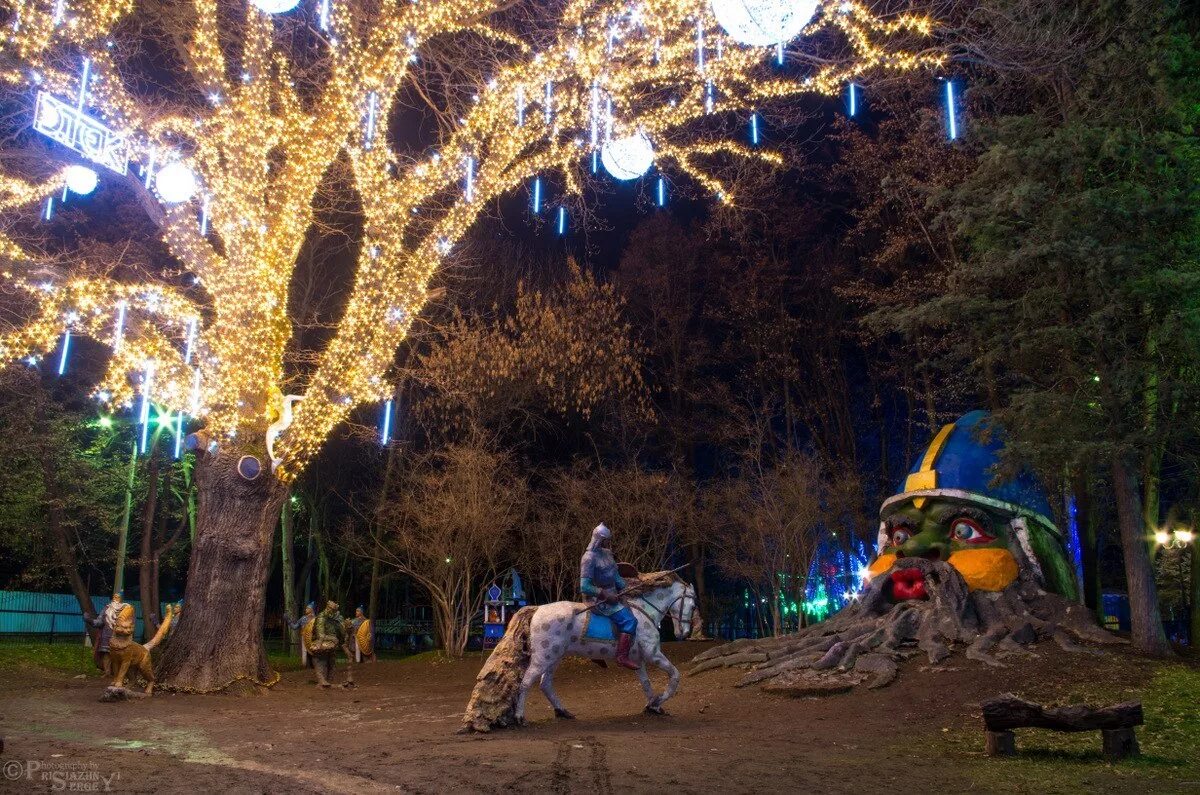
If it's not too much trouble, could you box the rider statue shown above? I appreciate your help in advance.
[84,590,126,675]
[580,523,639,670]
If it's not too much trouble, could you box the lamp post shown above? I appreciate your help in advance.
[1154,526,1194,643]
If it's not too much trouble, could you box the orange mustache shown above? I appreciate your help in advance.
[866,548,1019,592]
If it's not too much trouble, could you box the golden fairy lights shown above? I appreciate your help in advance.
[0,0,941,480]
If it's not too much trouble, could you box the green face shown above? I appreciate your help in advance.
[880,500,1010,559]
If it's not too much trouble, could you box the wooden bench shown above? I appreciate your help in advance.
[981,694,1143,761]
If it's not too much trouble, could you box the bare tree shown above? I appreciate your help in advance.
[375,442,525,656]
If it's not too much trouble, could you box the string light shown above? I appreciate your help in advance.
[0,0,943,480]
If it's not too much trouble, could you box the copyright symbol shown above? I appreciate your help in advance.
[2,760,23,780]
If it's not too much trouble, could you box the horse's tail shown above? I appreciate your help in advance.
[460,605,537,733]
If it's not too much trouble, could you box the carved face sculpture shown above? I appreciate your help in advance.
[870,499,1020,598]
[866,411,1078,601]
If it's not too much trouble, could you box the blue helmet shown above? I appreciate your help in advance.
[881,411,1059,540]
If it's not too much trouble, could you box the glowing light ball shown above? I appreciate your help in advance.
[250,0,302,12]
[64,165,98,195]
[710,0,820,46]
[601,132,654,180]
[154,162,198,204]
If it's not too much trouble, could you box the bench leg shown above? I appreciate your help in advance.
[985,730,1016,756]
[1102,728,1139,761]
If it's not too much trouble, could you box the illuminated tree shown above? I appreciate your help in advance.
[0,0,940,690]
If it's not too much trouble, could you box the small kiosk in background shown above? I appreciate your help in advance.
[482,569,526,649]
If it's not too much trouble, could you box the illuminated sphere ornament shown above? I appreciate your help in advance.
[601,132,655,181]
[64,165,98,195]
[154,162,198,204]
[250,0,302,12]
[710,0,820,46]
[237,455,262,481]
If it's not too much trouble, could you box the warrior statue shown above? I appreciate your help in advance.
[349,606,376,663]
[580,523,639,670]
[287,602,316,666]
[84,591,126,676]
[308,600,354,688]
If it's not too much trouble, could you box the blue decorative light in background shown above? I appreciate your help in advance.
[847,82,858,117]
[557,205,567,235]
[804,532,870,622]
[531,176,542,213]
[749,111,759,145]
[1067,496,1085,593]
[656,176,666,207]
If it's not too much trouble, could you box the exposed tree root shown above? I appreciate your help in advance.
[690,558,1123,693]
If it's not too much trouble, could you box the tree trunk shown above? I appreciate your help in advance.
[1190,539,1199,649]
[42,455,99,645]
[280,488,298,651]
[138,451,161,640]
[1072,469,1102,617]
[115,441,137,593]
[368,539,381,620]
[1110,455,1173,657]
[157,450,288,692]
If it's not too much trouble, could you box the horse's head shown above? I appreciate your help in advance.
[635,572,699,641]
[669,581,701,641]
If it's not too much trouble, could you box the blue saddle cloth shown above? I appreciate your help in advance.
[582,611,617,642]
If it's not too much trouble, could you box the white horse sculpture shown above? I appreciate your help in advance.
[462,571,699,731]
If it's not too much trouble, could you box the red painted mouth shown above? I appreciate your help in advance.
[890,568,928,601]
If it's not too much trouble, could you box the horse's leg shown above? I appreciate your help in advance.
[635,664,656,707]
[539,659,574,719]
[645,647,680,714]
[515,660,544,726]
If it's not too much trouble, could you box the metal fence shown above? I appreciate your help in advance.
[0,591,161,643]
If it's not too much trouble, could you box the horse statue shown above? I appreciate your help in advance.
[461,569,698,732]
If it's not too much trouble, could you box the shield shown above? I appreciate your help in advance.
[356,619,374,657]
[301,618,314,653]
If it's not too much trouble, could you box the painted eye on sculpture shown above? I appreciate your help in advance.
[951,518,994,544]
[890,528,911,547]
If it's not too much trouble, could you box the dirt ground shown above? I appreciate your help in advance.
[0,640,1196,794]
